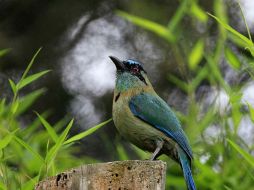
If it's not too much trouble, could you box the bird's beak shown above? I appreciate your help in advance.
[109,56,125,71]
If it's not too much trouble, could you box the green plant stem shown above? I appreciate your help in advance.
[171,44,190,82]
[237,1,252,42]
[168,0,188,32]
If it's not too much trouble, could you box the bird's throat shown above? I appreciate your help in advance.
[115,72,148,92]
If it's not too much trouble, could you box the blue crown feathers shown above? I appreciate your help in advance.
[124,59,142,66]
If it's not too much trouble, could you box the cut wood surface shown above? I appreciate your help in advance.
[35,160,166,190]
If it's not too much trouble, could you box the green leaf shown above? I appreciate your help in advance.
[0,181,7,190]
[17,70,51,90]
[224,47,241,70]
[190,3,208,22]
[116,143,129,160]
[0,133,14,150]
[166,175,186,188]
[0,99,6,115]
[228,33,250,49]
[167,0,188,31]
[117,11,175,43]
[21,175,39,190]
[190,66,208,92]
[247,103,254,123]
[208,13,251,44]
[11,100,19,115]
[227,139,254,168]
[167,74,188,92]
[0,48,10,57]
[188,39,205,70]
[237,1,252,43]
[194,159,218,178]
[208,13,254,54]
[224,185,233,190]
[205,55,231,93]
[54,117,70,132]
[45,119,74,166]
[14,136,44,164]
[132,145,150,160]
[229,92,242,129]
[36,112,58,143]
[19,48,42,85]
[22,111,51,135]
[64,118,112,145]
[199,106,216,132]
[16,88,46,115]
[8,79,17,94]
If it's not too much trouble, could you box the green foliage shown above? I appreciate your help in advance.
[227,139,254,168]
[64,118,112,145]
[208,13,254,56]
[225,46,241,70]
[0,49,111,189]
[118,1,254,189]
[117,11,176,43]
[0,49,10,57]
[188,39,205,70]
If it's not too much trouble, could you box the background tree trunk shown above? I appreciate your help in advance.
[35,160,167,190]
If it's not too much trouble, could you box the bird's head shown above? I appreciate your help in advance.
[109,56,151,92]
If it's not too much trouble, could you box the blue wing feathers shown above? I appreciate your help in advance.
[129,93,193,159]
[155,125,193,160]
[129,93,196,189]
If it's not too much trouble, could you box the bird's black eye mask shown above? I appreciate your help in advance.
[123,60,147,85]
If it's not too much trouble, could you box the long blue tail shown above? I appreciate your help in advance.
[178,147,196,190]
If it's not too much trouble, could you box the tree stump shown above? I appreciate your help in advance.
[35,160,166,190]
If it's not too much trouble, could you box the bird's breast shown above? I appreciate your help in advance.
[112,91,174,152]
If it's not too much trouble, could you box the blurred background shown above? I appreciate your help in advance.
[0,0,254,189]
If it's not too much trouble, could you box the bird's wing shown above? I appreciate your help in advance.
[129,92,193,159]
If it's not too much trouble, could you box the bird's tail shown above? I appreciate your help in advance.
[177,147,196,190]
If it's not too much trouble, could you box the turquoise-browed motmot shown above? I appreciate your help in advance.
[109,56,196,190]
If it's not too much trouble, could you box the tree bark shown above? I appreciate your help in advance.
[35,160,166,190]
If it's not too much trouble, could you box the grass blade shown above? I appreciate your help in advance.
[237,1,252,42]
[0,48,10,57]
[167,0,188,31]
[16,88,46,115]
[45,119,74,165]
[21,175,39,190]
[117,11,175,43]
[0,99,6,115]
[116,143,129,161]
[224,46,241,70]
[0,133,14,150]
[191,66,208,91]
[14,136,44,164]
[190,3,208,22]
[8,79,17,95]
[188,39,205,70]
[22,111,51,135]
[208,13,253,46]
[17,48,42,90]
[17,70,51,90]
[247,103,254,123]
[64,118,112,145]
[36,112,58,143]
[227,139,254,168]
[0,181,7,190]
[167,74,188,92]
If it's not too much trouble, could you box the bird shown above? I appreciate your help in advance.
[109,56,196,190]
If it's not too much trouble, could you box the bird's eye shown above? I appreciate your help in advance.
[131,66,140,73]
